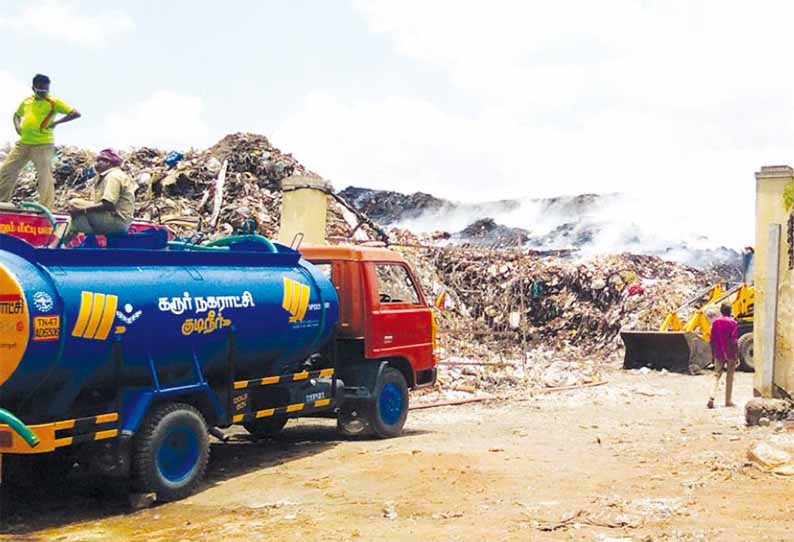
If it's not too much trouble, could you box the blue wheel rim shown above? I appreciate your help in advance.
[379,382,404,426]
[157,427,200,483]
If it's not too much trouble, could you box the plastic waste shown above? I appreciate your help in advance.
[165,150,184,169]
[747,441,794,474]
[206,156,222,174]
[508,311,521,329]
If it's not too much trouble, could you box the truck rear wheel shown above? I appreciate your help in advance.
[243,417,288,439]
[738,333,754,372]
[368,368,409,438]
[132,403,209,502]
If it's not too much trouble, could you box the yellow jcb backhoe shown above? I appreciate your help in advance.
[621,283,754,373]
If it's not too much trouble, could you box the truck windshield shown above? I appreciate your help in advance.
[375,264,420,304]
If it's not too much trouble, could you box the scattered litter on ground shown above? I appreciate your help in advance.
[531,509,640,532]
[747,440,794,475]
[382,502,398,520]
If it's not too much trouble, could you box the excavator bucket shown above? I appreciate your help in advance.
[621,331,712,374]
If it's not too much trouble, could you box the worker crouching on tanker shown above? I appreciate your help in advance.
[67,148,135,237]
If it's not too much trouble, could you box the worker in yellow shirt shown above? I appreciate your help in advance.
[0,74,81,209]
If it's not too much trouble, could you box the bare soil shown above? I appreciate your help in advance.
[2,370,792,542]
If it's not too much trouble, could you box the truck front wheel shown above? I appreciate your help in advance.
[132,403,209,501]
[368,368,409,438]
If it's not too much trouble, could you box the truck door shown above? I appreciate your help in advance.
[365,262,433,367]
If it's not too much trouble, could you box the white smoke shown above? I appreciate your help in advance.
[396,190,750,269]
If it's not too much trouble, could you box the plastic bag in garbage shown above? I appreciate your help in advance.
[508,311,521,329]
[165,151,184,169]
[205,156,222,174]
[137,172,152,190]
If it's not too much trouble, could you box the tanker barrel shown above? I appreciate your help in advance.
[0,232,340,424]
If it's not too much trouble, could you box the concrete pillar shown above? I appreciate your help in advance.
[278,175,333,246]
[754,166,794,397]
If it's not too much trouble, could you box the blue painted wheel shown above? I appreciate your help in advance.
[133,403,209,501]
[371,367,409,438]
[157,427,200,483]
[379,383,404,426]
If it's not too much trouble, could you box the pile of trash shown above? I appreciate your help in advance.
[338,186,449,225]
[0,134,360,241]
[451,218,530,247]
[390,227,720,397]
[0,134,732,398]
[399,235,716,355]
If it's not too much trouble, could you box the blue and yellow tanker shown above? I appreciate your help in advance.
[0,232,340,499]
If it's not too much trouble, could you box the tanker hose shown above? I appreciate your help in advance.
[19,201,56,229]
[19,201,59,247]
[205,234,278,253]
[0,408,39,448]
[166,241,229,252]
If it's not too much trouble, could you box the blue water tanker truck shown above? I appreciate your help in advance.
[0,231,436,500]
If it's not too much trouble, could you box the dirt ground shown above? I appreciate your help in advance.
[2,369,793,542]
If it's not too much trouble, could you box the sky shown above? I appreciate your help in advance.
[1,1,792,248]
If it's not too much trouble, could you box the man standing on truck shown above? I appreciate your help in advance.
[707,302,738,409]
[0,74,81,209]
[66,148,135,237]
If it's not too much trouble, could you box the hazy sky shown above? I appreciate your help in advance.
[1,1,791,246]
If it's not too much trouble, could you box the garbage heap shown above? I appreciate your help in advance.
[0,135,728,399]
[390,228,722,400]
[0,133,370,241]
[433,248,715,352]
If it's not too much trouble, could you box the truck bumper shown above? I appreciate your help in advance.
[0,412,119,454]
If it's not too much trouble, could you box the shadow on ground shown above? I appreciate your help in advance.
[0,421,351,536]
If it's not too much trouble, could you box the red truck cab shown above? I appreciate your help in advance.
[300,244,437,436]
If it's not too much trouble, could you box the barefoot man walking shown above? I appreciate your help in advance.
[708,302,738,409]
